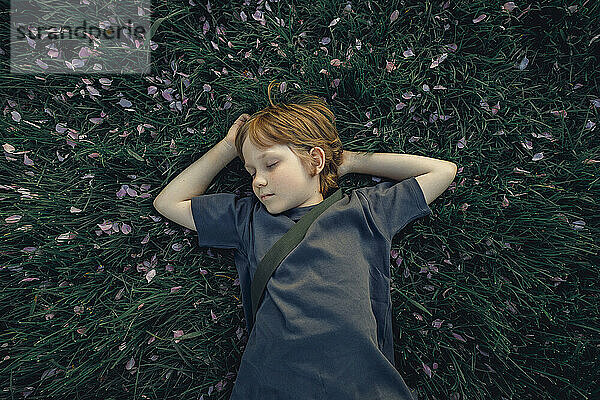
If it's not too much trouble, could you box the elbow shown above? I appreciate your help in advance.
[153,197,166,215]
[444,162,458,180]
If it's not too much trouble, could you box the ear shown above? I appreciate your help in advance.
[309,146,326,175]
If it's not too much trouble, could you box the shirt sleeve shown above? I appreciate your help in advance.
[355,177,432,241]
[190,193,254,252]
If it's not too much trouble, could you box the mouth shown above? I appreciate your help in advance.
[260,194,274,200]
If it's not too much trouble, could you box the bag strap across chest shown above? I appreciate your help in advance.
[250,188,344,329]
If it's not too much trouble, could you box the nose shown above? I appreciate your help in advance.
[253,173,267,188]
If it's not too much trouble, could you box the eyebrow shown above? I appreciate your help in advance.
[244,151,277,169]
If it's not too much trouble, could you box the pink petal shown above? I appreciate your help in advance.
[390,10,399,23]
[172,243,183,251]
[119,98,132,108]
[532,152,544,161]
[502,2,516,12]
[55,123,67,133]
[452,332,467,342]
[20,277,40,282]
[3,143,15,153]
[145,269,156,283]
[518,56,529,70]
[125,356,135,370]
[473,14,487,23]
[120,223,132,234]
[5,215,22,223]
[97,222,113,231]
[402,48,414,58]
[170,286,182,293]
[24,154,34,166]
[56,232,76,241]
[432,319,444,328]
[423,362,432,378]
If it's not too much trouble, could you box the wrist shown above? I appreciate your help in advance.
[219,139,236,154]
[340,150,355,176]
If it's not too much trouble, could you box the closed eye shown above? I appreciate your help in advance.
[248,162,277,177]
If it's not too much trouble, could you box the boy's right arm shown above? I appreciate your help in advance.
[153,139,238,231]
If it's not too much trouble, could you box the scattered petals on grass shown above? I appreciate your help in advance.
[452,332,467,342]
[173,330,184,343]
[120,222,132,234]
[423,362,432,378]
[502,2,516,12]
[119,98,132,108]
[24,154,34,166]
[5,214,22,223]
[518,56,529,70]
[172,242,183,251]
[473,14,487,23]
[570,220,586,231]
[125,356,135,370]
[145,269,156,283]
[56,232,76,242]
[432,319,444,328]
[430,53,447,68]
[402,48,414,58]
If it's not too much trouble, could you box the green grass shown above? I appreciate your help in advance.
[1,0,599,399]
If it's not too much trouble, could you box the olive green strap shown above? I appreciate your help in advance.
[250,188,344,328]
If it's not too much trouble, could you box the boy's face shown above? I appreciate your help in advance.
[242,139,325,214]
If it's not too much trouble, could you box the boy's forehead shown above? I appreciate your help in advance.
[242,142,288,167]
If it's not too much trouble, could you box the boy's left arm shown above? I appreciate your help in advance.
[339,150,457,205]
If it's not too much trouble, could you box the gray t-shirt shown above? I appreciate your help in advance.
[191,177,431,399]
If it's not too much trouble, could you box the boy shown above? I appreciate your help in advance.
[154,88,456,399]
